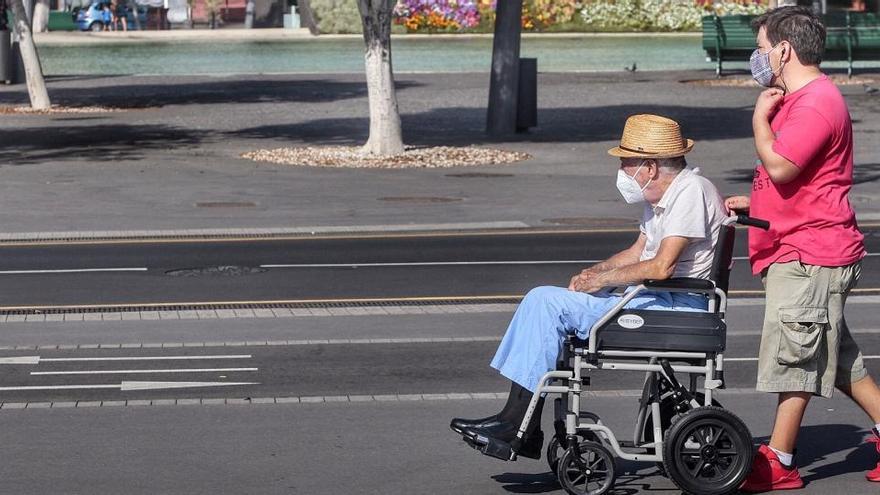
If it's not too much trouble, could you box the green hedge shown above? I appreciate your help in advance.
[310,0,363,34]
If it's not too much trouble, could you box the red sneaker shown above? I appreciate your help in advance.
[740,444,805,493]
[868,428,880,483]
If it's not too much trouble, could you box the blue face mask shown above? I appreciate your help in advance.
[750,43,785,87]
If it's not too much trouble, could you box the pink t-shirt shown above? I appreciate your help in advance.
[749,74,865,275]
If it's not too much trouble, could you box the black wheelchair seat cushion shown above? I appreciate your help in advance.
[595,309,726,353]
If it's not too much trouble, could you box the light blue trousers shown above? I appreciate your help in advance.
[490,286,709,392]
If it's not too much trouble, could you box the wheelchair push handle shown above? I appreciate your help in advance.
[735,214,770,230]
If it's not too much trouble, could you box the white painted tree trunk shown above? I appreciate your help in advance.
[357,0,404,156]
[244,0,255,28]
[10,0,50,110]
[31,0,50,33]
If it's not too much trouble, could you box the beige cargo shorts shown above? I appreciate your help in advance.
[756,260,867,398]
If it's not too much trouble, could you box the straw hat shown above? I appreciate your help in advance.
[607,114,694,159]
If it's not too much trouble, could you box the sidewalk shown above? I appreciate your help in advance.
[32,28,701,46]
[1,70,880,237]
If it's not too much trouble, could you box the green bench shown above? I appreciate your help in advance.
[5,11,78,31]
[703,12,880,77]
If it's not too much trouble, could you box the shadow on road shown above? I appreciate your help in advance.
[0,124,211,165]
[0,79,424,108]
[231,104,755,147]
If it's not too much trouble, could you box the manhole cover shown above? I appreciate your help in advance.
[195,201,257,208]
[378,196,463,203]
[542,217,638,227]
[445,172,514,178]
[165,266,267,277]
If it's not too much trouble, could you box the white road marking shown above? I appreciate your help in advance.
[0,356,40,365]
[0,381,258,392]
[40,354,252,362]
[31,367,258,376]
[0,268,147,275]
[120,381,258,391]
[261,260,604,268]
[2,251,877,273]
[0,355,252,365]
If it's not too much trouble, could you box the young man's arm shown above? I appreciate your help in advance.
[571,236,690,294]
[753,89,802,185]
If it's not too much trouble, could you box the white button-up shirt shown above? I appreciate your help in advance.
[639,167,727,280]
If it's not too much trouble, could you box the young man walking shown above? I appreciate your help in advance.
[725,6,880,491]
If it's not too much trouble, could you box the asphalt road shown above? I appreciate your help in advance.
[3,226,880,309]
[1,304,879,494]
[3,230,880,494]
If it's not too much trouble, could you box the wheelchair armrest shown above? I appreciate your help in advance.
[644,277,715,292]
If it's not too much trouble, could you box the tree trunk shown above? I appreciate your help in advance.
[357,0,403,156]
[297,0,319,35]
[10,0,50,109]
[31,0,49,32]
[244,0,254,28]
[128,0,141,30]
[486,0,523,136]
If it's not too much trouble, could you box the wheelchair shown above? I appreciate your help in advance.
[465,214,769,495]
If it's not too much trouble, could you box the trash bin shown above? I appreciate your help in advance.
[0,30,10,84]
[516,57,537,132]
[11,40,25,85]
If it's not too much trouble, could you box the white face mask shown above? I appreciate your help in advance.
[616,162,652,204]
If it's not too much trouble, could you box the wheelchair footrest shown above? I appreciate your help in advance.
[463,433,516,461]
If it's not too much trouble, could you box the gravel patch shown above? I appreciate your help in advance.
[241,145,532,169]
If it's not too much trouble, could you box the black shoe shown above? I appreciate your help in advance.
[461,420,544,460]
[450,414,503,435]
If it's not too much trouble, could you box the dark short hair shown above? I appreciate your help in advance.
[752,6,826,65]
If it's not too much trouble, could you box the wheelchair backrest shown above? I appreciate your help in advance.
[709,224,736,295]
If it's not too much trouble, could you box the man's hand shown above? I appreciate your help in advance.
[725,195,750,213]
[754,88,784,123]
[568,270,605,294]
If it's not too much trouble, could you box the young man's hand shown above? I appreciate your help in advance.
[725,195,751,213]
[754,88,785,122]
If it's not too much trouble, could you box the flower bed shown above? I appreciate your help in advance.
[390,0,766,33]
[307,0,767,34]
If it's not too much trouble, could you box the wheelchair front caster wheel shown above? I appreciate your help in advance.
[662,406,754,495]
[546,430,599,473]
[556,440,616,495]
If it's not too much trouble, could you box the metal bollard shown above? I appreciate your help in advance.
[516,57,537,132]
[0,30,10,84]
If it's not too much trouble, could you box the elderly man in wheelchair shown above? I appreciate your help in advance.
[450,114,768,495]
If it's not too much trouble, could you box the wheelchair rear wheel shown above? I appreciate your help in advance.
[662,406,754,495]
[556,440,616,495]
[642,391,721,443]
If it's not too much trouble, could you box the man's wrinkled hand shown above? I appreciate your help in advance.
[568,271,605,294]
[724,195,750,214]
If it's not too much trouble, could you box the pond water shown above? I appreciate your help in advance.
[37,35,867,75]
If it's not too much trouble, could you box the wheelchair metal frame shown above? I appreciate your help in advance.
[510,204,754,463]
[511,281,729,464]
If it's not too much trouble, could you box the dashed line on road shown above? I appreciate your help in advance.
[2,332,880,352]
[0,268,147,275]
